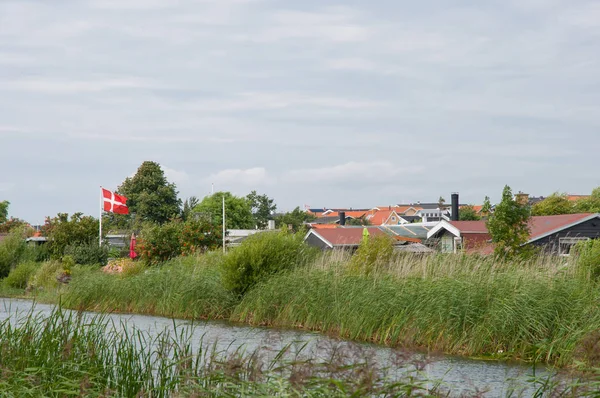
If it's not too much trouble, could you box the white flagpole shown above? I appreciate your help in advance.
[222,195,226,253]
[99,186,103,247]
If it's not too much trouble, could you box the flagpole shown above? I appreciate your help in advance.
[99,186,102,247]
[222,195,226,253]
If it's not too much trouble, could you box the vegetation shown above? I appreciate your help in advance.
[348,234,395,275]
[194,191,254,229]
[0,229,31,278]
[62,255,237,319]
[0,306,490,397]
[532,192,575,216]
[118,160,182,225]
[42,212,99,259]
[246,190,277,229]
[222,231,318,296]
[274,206,316,232]
[64,241,108,266]
[0,200,9,223]
[459,205,481,221]
[487,185,531,258]
[2,260,39,289]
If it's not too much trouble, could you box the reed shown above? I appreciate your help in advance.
[0,305,455,397]
[234,251,600,367]
[61,253,237,320]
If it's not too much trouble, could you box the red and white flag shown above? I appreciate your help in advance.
[102,188,129,214]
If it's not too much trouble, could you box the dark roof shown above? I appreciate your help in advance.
[384,224,433,240]
[399,215,421,222]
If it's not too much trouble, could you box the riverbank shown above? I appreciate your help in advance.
[3,248,600,371]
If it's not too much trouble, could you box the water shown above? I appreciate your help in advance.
[0,298,558,397]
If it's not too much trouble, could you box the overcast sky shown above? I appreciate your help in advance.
[1,0,599,224]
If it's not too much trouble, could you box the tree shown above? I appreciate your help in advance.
[486,185,531,258]
[481,196,493,218]
[246,191,277,229]
[574,187,600,213]
[117,161,181,225]
[193,192,254,230]
[346,216,372,226]
[42,213,99,258]
[0,200,9,224]
[181,196,200,222]
[274,207,316,233]
[438,196,447,216]
[459,205,481,221]
[531,193,575,216]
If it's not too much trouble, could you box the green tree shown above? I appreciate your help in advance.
[181,196,200,222]
[459,205,481,221]
[246,191,277,229]
[481,196,493,218]
[274,207,316,232]
[346,216,372,226]
[531,193,575,216]
[42,213,99,259]
[0,200,9,223]
[193,192,254,230]
[486,185,531,258]
[574,187,600,213]
[117,161,181,225]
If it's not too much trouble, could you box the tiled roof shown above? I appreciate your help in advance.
[567,195,590,202]
[313,227,387,246]
[317,211,367,219]
[366,210,398,225]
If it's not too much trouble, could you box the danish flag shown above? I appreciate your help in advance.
[102,188,129,214]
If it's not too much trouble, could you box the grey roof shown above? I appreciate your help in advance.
[384,224,435,240]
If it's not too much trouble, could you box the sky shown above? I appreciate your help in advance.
[1,0,600,224]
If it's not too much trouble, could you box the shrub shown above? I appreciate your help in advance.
[349,234,395,276]
[2,261,39,289]
[222,231,317,296]
[181,218,222,255]
[28,260,63,291]
[64,242,108,266]
[0,230,28,278]
[137,221,183,265]
[575,239,600,280]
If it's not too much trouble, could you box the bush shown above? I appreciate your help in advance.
[2,261,39,289]
[575,239,600,280]
[64,242,108,266]
[28,260,63,291]
[137,221,183,265]
[349,234,395,276]
[222,231,317,296]
[0,230,28,278]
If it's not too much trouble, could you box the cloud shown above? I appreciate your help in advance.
[162,166,190,185]
[0,183,16,193]
[1,77,158,94]
[207,167,271,186]
[286,162,424,184]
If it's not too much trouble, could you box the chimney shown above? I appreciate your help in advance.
[339,211,346,226]
[515,192,529,206]
[451,193,459,221]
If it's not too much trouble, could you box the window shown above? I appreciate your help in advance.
[558,237,589,256]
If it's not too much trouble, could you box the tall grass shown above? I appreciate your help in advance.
[234,251,600,367]
[61,253,238,320]
[0,305,457,397]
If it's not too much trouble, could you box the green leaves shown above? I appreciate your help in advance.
[193,192,254,230]
[487,186,531,258]
[118,161,182,226]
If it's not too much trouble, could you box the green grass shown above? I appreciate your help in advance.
[0,305,457,397]
[233,252,600,368]
[61,253,238,320]
[4,247,600,370]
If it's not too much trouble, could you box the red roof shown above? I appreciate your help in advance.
[318,211,367,219]
[366,210,398,225]
[448,221,488,233]
[448,213,597,241]
[529,213,595,240]
[312,227,387,246]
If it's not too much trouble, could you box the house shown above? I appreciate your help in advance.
[304,226,422,251]
[427,213,600,255]
[365,209,403,226]
[384,222,439,242]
